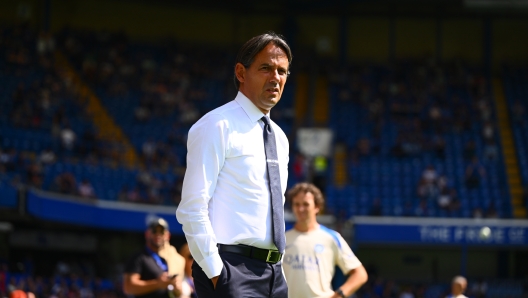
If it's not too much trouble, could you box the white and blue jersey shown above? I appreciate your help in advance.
[283,225,362,298]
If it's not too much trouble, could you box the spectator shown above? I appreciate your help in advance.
[422,165,437,184]
[26,162,43,188]
[0,148,18,172]
[126,187,141,203]
[483,140,498,161]
[417,165,440,201]
[437,175,448,191]
[134,106,150,122]
[472,207,483,219]
[291,152,308,183]
[79,278,94,298]
[427,104,443,133]
[178,102,199,124]
[178,243,196,298]
[0,264,6,297]
[357,138,371,156]
[118,186,128,202]
[60,124,76,152]
[401,134,424,156]
[437,188,451,210]
[449,190,461,214]
[431,135,446,159]
[78,179,96,198]
[486,202,499,218]
[312,155,328,194]
[400,286,415,298]
[476,98,492,122]
[36,31,55,55]
[80,129,97,158]
[7,276,17,294]
[38,148,56,164]
[383,279,399,298]
[402,201,414,217]
[471,278,488,298]
[463,141,477,160]
[415,199,429,217]
[370,198,383,216]
[512,99,525,124]
[448,275,468,298]
[465,157,486,189]
[482,122,494,142]
[141,138,157,163]
[372,277,384,297]
[53,172,77,195]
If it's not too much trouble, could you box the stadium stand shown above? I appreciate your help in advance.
[0,24,515,215]
[2,13,528,297]
[325,61,512,219]
[55,28,296,203]
[502,66,528,212]
[3,266,122,298]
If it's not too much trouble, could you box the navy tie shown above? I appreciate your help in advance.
[261,116,285,252]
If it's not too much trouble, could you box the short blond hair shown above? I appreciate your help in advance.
[452,276,467,288]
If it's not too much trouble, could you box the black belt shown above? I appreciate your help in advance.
[217,244,282,264]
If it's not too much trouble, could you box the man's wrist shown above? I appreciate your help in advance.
[335,288,346,298]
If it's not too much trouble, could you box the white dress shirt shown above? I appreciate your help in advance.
[176,92,289,279]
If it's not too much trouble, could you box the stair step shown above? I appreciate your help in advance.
[513,208,527,218]
[55,50,139,166]
[294,74,309,126]
[493,77,525,219]
[511,196,524,205]
[313,77,329,125]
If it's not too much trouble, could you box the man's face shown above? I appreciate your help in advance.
[236,43,289,114]
[292,192,319,223]
[146,225,168,249]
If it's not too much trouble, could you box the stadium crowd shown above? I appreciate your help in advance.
[2,20,528,298]
[2,260,527,298]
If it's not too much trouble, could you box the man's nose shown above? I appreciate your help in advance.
[270,69,280,83]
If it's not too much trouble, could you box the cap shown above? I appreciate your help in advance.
[147,216,169,231]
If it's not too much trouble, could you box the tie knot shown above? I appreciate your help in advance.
[261,116,270,125]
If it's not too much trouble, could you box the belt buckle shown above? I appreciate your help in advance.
[266,250,279,263]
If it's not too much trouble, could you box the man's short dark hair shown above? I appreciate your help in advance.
[234,32,292,90]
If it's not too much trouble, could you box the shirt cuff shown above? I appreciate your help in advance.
[197,252,224,279]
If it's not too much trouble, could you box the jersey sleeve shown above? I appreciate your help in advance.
[334,233,362,275]
[124,254,142,275]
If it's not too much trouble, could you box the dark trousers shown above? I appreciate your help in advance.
[192,251,288,298]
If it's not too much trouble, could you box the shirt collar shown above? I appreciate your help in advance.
[234,91,268,123]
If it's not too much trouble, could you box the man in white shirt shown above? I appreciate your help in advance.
[283,183,368,298]
[176,32,292,297]
[447,276,468,298]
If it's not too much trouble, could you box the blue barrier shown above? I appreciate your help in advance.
[26,190,183,234]
[0,183,17,208]
[354,216,528,246]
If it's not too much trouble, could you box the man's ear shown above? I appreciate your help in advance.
[235,63,246,84]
